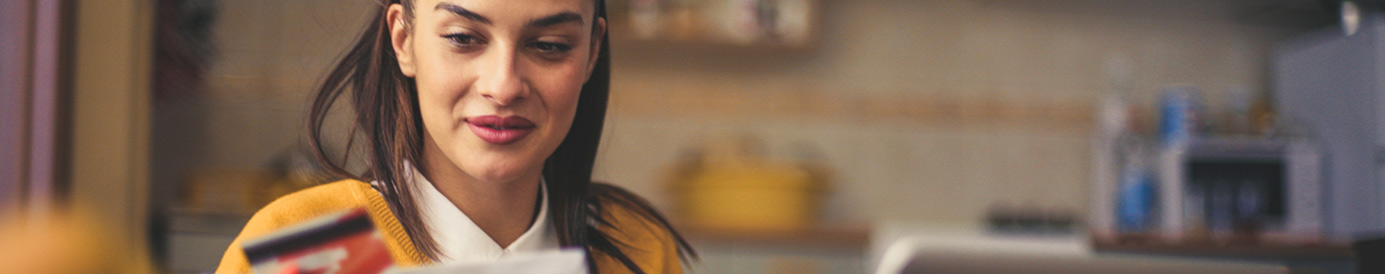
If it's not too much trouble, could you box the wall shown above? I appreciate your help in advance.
[150,0,375,209]
[594,0,1291,225]
[156,0,1295,228]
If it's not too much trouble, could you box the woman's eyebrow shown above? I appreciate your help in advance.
[528,12,583,28]
[433,3,581,28]
[435,2,491,25]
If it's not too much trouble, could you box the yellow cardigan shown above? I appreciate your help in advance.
[215,180,682,274]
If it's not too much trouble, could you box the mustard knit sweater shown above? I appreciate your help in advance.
[215,180,682,274]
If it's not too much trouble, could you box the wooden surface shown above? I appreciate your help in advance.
[1092,237,1354,260]
[676,223,872,250]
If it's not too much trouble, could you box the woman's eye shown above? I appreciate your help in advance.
[530,42,572,54]
[443,33,483,48]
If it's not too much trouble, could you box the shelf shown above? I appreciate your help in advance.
[1092,237,1353,260]
[604,0,820,50]
[675,223,871,250]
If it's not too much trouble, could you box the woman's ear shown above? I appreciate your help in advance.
[585,17,606,78]
[387,4,417,77]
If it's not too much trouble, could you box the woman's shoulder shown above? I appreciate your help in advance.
[215,179,421,274]
[590,183,686,274]
[237,179,380,237]
[591,184,668,235]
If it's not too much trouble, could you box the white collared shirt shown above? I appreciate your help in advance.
[409,168,560,264]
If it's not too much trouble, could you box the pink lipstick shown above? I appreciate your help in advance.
[465,115,535,145]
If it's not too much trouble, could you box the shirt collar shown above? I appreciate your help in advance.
[408,165,559,264]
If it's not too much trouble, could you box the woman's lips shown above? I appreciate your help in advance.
[465,115,535,145]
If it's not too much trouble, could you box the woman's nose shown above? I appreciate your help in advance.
[476,46,528,106]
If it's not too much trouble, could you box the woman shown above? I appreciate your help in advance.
[215,0,694,273]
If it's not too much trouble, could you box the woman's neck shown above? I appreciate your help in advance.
[419,140,542,248]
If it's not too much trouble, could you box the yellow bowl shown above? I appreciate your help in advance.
[674,162,822,233]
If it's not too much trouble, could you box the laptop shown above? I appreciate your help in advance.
[874,235,1288,274]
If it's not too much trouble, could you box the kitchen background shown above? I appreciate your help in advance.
[4,0,1381,273]
[156,0,1276,228]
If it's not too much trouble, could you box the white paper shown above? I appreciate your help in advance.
[387,248,587,274]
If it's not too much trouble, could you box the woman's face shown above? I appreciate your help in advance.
[389,0,604,183]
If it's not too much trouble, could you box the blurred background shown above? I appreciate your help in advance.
[6,0,1385,273]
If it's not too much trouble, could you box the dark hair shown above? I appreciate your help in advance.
[305,0,695,273]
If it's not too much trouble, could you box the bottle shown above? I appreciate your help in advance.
[1159,85,1202,149]
[1092,54,1134,238]
[1117,138,1158,234]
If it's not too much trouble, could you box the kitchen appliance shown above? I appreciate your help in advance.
[1156,138,1323,243]
[1274,13,1385,241]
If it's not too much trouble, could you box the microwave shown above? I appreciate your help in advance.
[1157,138,1323,243]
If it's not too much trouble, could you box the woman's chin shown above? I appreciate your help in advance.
[467,164,538,184]
[452,147,543,183]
